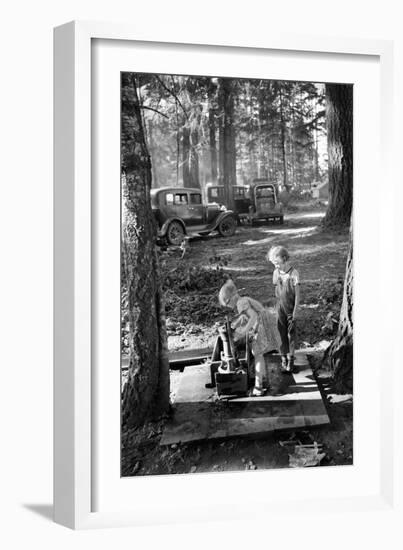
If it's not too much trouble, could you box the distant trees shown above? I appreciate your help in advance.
[121,73,170,428]
[134,74,327,193]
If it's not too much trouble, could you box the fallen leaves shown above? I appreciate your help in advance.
[241,457,258,470]
[288,443,326,468]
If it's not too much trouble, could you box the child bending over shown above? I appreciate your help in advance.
[267,245,300,373]
[218,280,279,396]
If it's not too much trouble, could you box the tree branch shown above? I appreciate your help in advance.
[140,105,169,119]
[155,75,189,120]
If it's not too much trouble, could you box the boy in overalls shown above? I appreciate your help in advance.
[267,246,300,373]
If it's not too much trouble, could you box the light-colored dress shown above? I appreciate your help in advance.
[236,296,281,356]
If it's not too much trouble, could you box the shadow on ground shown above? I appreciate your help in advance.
[23,504,53,522]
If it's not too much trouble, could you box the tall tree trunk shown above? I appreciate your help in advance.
[290,95,296,188]
[221,78,236,209]
[182,126,200,188]
[313,100,320,182]
[217,78,225,186]
[209,108,218,184]
[191,126,200,187]
[279,87,289,191]
[230,119,237,186]
[247,83,256,180]
[208,81,218,184]
[323,84,353,228]
[257,107,262,179]
[324,226,353,392]
[147,119,158,188]
[181,77,200,188]
[121,73,170,428]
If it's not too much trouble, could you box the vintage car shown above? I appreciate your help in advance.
[248,179,284,224]
[150,187,237,245]
[206,184,251,220]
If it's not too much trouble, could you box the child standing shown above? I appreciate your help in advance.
[218,280,279,396]
[267,246,300,373]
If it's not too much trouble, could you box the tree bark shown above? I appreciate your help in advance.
[182,126,200,188]
[323,84,353,228]
[324,226,353,392]
[221,78,236,209]
[279,86,289,192]
[313,100,320,182]
[208,81,218,184]
[121,73,170,428]
[147,119,158,188]
[209,108,218,184]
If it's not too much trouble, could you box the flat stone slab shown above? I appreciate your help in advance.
[160,352,330,446]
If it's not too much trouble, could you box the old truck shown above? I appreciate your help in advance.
[248,179,284,224]
[206,181,284,224]
[151,187,238,245]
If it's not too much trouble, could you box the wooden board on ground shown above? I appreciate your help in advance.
[168,347,213,369]
[123,348,213,372]
[160,352,330,446]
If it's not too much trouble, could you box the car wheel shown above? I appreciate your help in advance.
[218,216,236,237]
[166,221,185,246]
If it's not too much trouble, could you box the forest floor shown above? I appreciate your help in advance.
[121,204,353,477]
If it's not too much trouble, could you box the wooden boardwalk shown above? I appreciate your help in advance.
[160,352,330,446]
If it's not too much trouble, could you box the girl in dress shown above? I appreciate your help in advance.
[218,280,280,396]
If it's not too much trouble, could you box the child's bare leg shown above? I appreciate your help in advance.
[288,338,295,361]
[254,354,265,390]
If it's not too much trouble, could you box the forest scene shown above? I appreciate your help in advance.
[121,72,353,476]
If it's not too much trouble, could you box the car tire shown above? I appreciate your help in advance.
[217,216,236,237]
[166,221,185,246]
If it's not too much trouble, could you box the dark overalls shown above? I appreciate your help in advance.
[274,267,298,357]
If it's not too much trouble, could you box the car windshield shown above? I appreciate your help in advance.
[233,187,245,198]
[256,186,274,198]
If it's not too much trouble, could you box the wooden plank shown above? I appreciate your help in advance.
[122,348,213,371]
[168,347,212,368]
[161,353,330,445]
[292,367,316,384]
[160,402,212,445]
[169,347,212,361]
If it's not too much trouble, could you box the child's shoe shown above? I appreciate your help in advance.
[251,386,266,397]
[287,356,295,373]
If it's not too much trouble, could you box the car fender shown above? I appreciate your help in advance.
[159,216,187,237]
[210,210,237,231]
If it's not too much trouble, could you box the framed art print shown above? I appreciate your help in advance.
[54,21,396,529]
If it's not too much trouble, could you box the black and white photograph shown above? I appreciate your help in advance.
[120,72,353,476]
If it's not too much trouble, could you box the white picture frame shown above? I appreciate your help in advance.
[54,21,396,530]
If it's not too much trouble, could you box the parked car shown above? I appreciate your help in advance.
[206,184,251,220]
[150,187,237,245]
[248,179,284,224]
